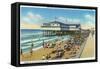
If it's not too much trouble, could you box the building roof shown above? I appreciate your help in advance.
[48,21,80,26]
[49,21,65,25]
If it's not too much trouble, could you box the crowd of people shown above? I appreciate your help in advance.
[41,30,91,60]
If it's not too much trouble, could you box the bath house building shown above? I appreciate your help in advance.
[41,21,81,36]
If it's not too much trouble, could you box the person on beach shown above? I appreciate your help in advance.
[31,42,34,48]
[57,46,62,52]
[66,43,71,51]
[46,54,51,59]
[71,38,74,45]
[44,43,48,48]
[30,42,34,56]
[64,44,68,50]
[21,49,23,55]
[42,55,46,60]
[55,52,59,58]
[91,30,94,37]
[30,50,33,56]
[43,40,45,48]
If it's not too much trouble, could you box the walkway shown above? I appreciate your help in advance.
[80,33,95,58]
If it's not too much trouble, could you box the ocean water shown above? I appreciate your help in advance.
[20,29,71,53]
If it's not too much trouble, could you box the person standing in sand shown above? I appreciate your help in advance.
[21,49,23,56]
[42,55,46,60]
[46,54,51,59]
[30,42,34,56]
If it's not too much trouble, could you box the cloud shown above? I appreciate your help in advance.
[21,12,44,24]
[81,14,95,29]
[84,14,95,26]
[58,17,66,22]
[67,18,80,23]
[84,14,95,24]
[57,16,80,24]
[85,14,95,21]
[27,12,43,20]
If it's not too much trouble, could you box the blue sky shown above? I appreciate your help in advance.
[20,6,96,26]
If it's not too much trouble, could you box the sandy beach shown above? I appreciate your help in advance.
[20,40,81,61]
[20,30,95,62]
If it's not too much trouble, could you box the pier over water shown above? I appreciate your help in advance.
[41,21,81,36]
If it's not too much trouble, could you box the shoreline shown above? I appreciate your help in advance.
[20,30,95,62]
[20,39,81,61]
[21,35,71,54]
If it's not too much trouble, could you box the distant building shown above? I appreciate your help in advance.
[41,21,81,36]
[41,21,81,31]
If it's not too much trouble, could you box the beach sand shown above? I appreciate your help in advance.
[20,40,80,61]
[20,32,95,61]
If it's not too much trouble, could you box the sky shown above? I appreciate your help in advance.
[20,5,96,29]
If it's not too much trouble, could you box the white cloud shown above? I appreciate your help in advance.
[81,14,95,29]
[27,12,43,20]
[85,14,95,21]
[67,18,80,24]
[58,17,66,21]
[22,17,31,23]
[21,12,44,24]
[57,16,80,24]
[84,14,95,28]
